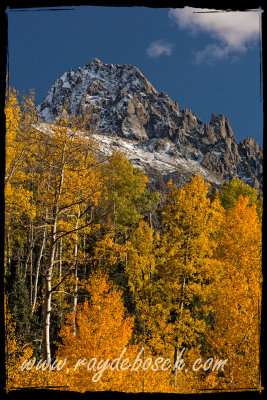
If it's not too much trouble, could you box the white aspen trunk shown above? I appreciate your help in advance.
[149,212,152,229]
[42,139,66,361]
[42,219,57,362]
[59,238,62,278]
[59,238,63,324]
[172,229,191,386]
[32,226,46,313]
[43,272,52,362]
[30,223,34,306]
[172,274,186,387]
[73,210,80,336]
[24,236,34,279]
[73,265,78,336]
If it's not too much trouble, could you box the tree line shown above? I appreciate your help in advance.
[5,89,262,393]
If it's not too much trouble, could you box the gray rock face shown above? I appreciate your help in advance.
[38,58,263,193]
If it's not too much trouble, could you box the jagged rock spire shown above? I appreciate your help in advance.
[38,60,262,192]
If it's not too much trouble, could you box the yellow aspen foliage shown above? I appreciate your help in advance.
[52,267,175,394]
[35,112,103,218]
[126,220,160,343]
[93,233,126,268]
[100,151,149,234]
[208,196,262,390]
[5,87,263,395]
[5,88,23,182]
[33,111,104,361]
[216,195,262,278]
[219,178,263,220]
[5,89,37,270]
[158,175,224,353]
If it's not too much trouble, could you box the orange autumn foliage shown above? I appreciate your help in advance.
[54,270,174,393]
[4,96,263,397]
[56,270,134,391]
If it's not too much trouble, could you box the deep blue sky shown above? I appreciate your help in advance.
[7,6,263,145]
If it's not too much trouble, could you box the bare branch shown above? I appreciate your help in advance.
[54,210,110,243]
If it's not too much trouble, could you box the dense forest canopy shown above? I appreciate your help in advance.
[4,89,263,393]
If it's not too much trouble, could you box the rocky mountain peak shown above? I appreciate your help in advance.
[86,58,103,68]
[241,136,262,154]
[38,59,263,193]
[210,113,235,140]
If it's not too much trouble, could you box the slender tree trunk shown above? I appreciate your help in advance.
[149,212,152,229]
[58,239,63,278]
[82,234,86,278]
[5,225,11,275]
[41,140,66,361]
[73,265,78,336]
[42,218,57,362]
[172,273,186,387]
[29,222,34,306]
[24,234,35,279]
[142,323,146,392]
[58,238,63,324]
[113,201,116,239]
[173,230,190,381]
[32,226,46,313]
[125,232,128,269]
[42,271,52,362]
[30,251,33,306]
[73,210,80,336]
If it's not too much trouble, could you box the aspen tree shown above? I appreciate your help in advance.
[126,220,159,342]
[219,178,262,220]
[5,89,37,274]
[34,110,103,361]
[159,175,223,383]
[209,196,262,390]
[56,270,134,392]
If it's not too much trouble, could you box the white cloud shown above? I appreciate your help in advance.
[146,40,174,58]
[169,7,262,62]
[192,44,232,64]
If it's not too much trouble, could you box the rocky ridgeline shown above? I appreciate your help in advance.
[38,58,263,193]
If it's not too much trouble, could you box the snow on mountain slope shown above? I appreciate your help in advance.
[38,58,263,193]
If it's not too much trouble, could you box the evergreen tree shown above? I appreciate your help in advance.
[7,265,40,351]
